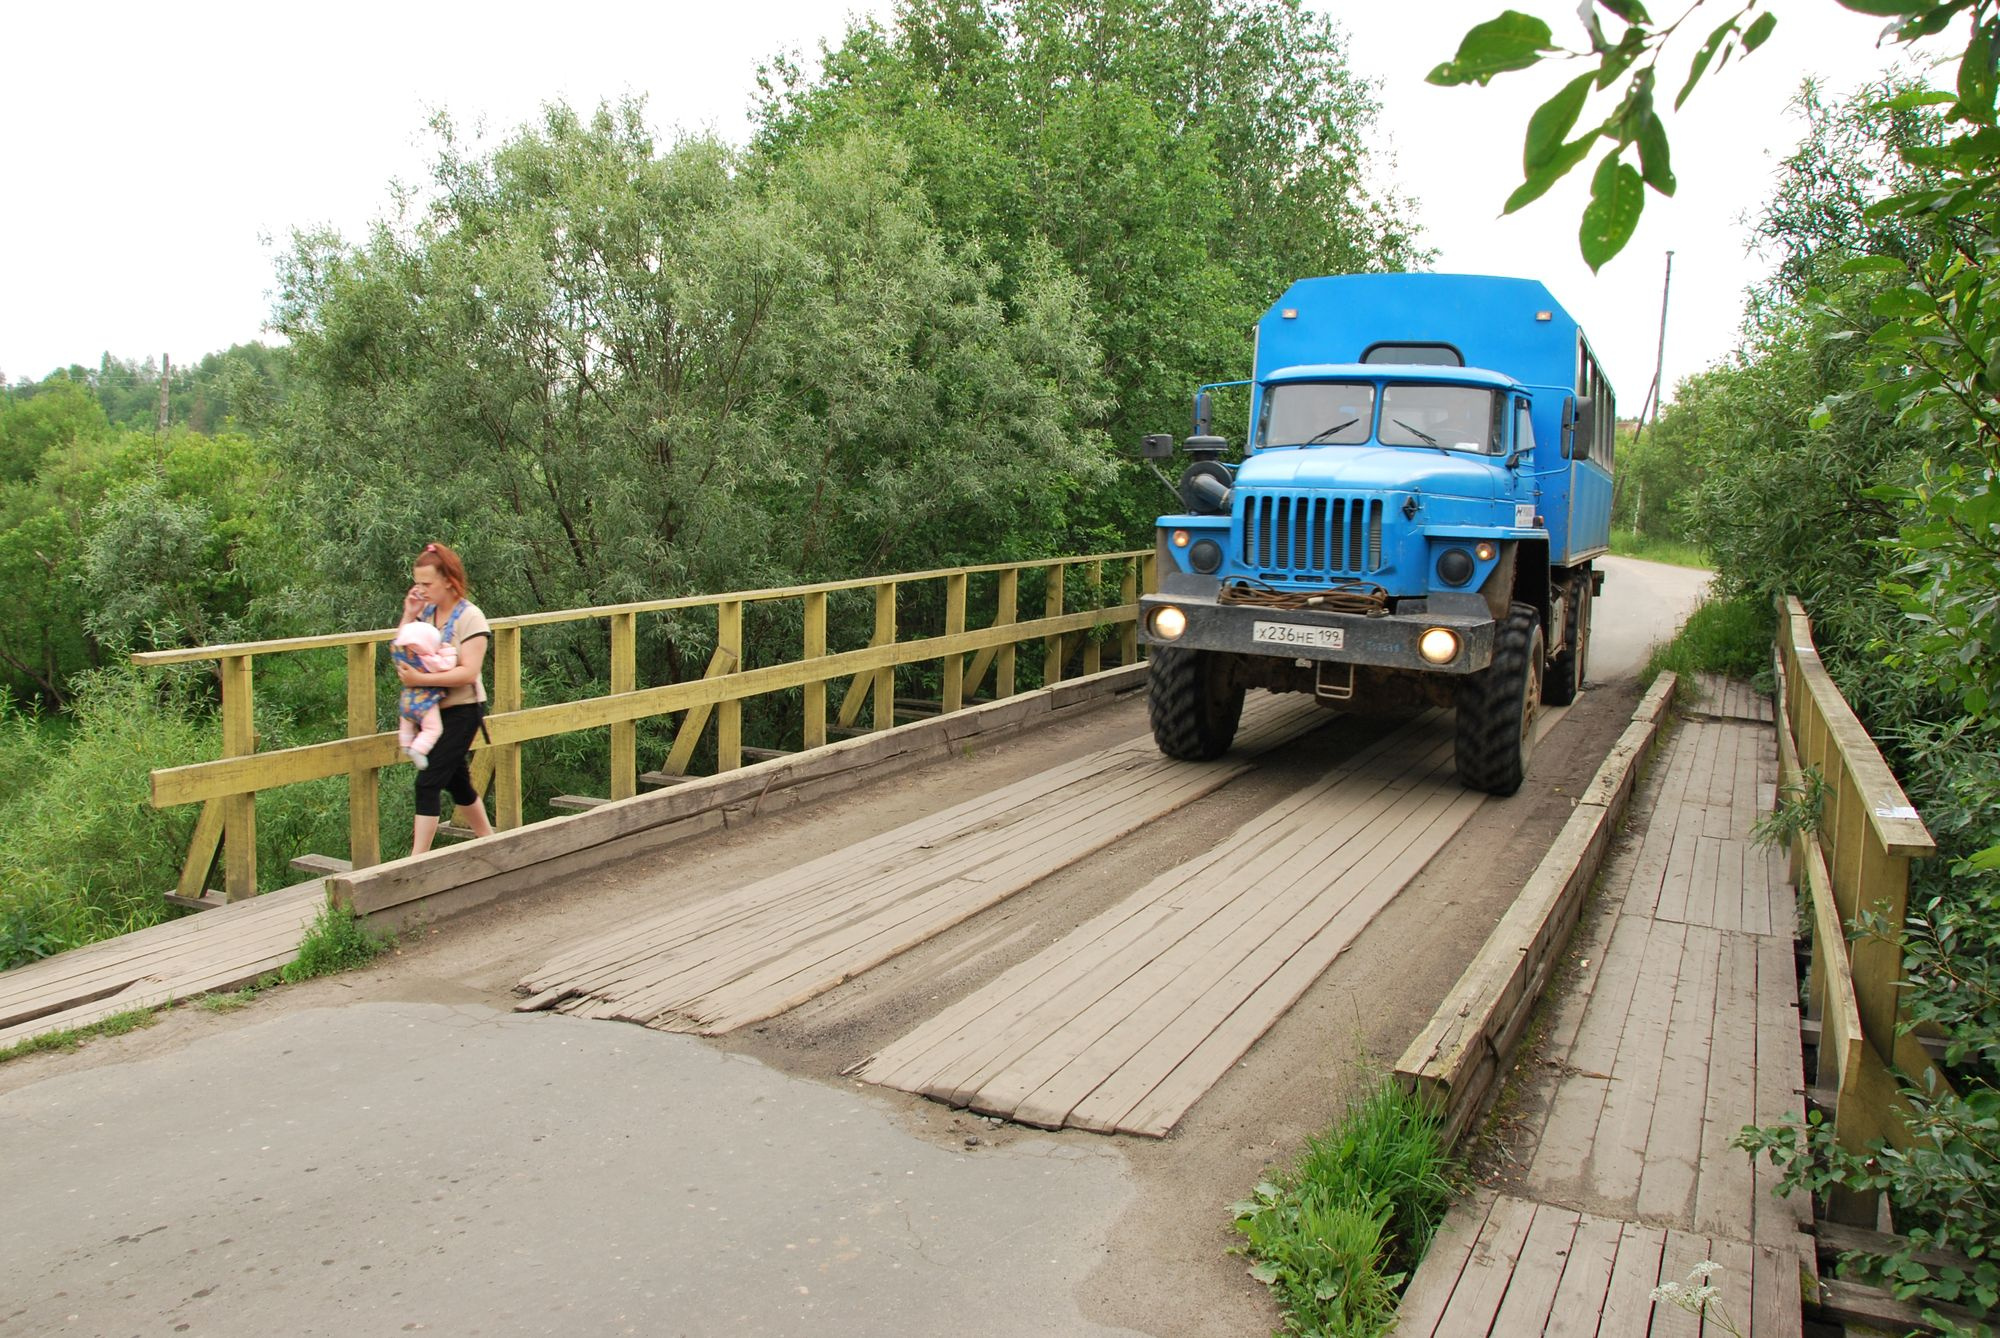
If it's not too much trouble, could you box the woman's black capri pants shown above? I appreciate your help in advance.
[414,702,485,818]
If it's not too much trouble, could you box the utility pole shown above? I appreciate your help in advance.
[1639,251,1674,538]
[156,353,171,434]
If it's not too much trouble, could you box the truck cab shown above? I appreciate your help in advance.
[1139,273,1613,795]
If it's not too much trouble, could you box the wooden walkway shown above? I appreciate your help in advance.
[0,881,325,1047]
[854,703,1570,1137]
[514,694,1332,1034]
[1397,675,1812,1336]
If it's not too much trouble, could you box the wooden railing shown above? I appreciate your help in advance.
[1772,594,1942,1225]
[135,552,1153,903]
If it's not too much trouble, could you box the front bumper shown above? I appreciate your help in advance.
[1138,592,1496,675]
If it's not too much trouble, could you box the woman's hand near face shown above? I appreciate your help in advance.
[401,584,427,621]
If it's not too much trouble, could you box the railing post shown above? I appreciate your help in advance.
[943,572,967,713]
[1120,559,1138,666]
[345,642,380,869]
[1043,564,1066,686]
[872,582,897,733]
[609,612,637,799]
[996,568,1018,698]
[717,600,743,770]
[1081,560,1104,676]
[220,654,257,901]
[492,626,523,829]
[803,591,828,750]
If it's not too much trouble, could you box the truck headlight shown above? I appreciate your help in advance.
[1189,539,1223,573]
[1436,547,1475,586]
[1150,605,1188,640]
[1418,628,1460,664]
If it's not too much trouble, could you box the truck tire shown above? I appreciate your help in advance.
[1542,575,1591,706]
[1148,647,1244,761]
[1455,603,1544,795]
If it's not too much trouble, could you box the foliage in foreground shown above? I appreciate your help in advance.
[1231,1080,1457,1336]
[281,902,384,984]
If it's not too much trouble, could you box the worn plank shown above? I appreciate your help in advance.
[1396,1190,1497,1336]
[1488,1202,1582,1335]
[1694,932,1762,1238]
[1540,1213,1625,1338]
[1596,1220,1667,1337]
[1433,1194,1540,1335]
[1638,923,1721,1227]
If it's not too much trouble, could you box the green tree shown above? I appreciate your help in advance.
[754,0,1428,464]
[272,100,1114,686]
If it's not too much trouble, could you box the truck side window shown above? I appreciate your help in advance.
[1515,400,1535,456]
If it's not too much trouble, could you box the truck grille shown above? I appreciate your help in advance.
[1241,493,1385,578]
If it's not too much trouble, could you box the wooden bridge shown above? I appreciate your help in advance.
[0,561,1954,1335]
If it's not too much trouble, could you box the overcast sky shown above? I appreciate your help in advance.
[1,1,1925,410]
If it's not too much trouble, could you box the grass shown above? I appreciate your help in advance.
[1642,592,1775,707]
[1232,1079,1460,1336]
[0,1005,162,1064]
[280,901,385,983]
[1610,528,1710,569]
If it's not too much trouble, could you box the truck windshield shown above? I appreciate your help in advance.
[1257,383,1375,447]
[1378,384,1504,453]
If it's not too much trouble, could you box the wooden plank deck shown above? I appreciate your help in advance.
[1397,681,1812,1336]
[0,881,326,1047]
[854,703,1571,1137]
[514,694,1334,1035]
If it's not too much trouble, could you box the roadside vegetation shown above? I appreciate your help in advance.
[1608,527,1707,569]
[1439,2,2000,1324]
[1231,1079,1458,1336]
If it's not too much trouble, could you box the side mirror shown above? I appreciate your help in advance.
[1141,433,1175,460]
[1192,390,1213,437]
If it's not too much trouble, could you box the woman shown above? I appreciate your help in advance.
[396,542,497,855]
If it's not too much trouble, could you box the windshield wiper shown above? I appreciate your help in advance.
[1304,417,1359,444]
[1392,418,1442,449]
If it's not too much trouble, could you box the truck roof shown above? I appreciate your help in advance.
[1256,273,1587,396]
[1262,362,1521,390]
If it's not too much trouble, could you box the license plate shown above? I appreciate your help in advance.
[1252,620,1344,650]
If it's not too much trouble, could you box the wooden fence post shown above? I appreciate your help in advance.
[1081,561,1104,676]
[717,600,743,770]
[943,573,967,713]
[609,612,637,799]
[873,583,897,732]
[1120,559,1139,666]
[220,654,257,901]
[346,642,380,869]
[803,591,828,750]
[1043,564,1066,686]
[996,568,1018,698]
[491,627,523,829]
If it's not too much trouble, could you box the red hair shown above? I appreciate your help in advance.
[414,541,468,599]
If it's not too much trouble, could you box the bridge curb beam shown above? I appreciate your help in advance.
[327,664,1149,934]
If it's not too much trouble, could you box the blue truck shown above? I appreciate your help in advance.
[1138,272,1615,795]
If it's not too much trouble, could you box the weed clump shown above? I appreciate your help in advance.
[282,902,383,983]
[1231,1080,1458,1336]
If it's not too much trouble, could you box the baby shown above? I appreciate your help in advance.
[391,620,459,770]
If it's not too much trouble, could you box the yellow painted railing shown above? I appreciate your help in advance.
[135,551,1153,902]
[1772,595,1941,1225]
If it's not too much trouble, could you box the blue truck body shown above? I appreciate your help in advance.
[1137,273,1616,794]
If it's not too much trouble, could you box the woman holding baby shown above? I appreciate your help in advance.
[395,542,496,854]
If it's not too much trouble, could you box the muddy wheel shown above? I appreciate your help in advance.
[1455,603,1544,795]
[1148,647,1245,761]
[1542,575,1591,706]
